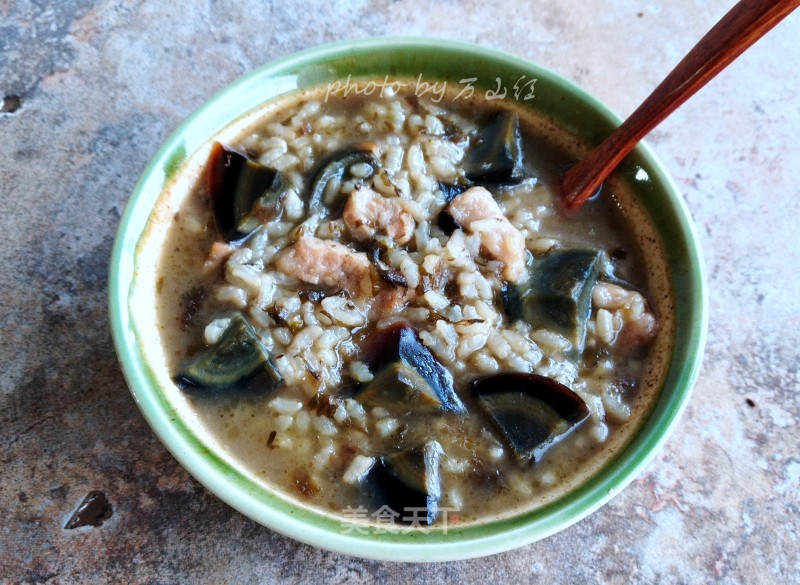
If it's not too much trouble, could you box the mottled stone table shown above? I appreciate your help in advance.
[2,1,798,583]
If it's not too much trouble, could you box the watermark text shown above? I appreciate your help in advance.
[324,74,537,103]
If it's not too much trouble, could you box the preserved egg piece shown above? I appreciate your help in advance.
[363,441,443,525]
[368,241,408,289]
[359,362,444,413]
[472,373,590,464]
[436,209,460,236]
[208,142,286,242]
[514,249,602,352]
[465,110,524,185]
[359,323,466,414]
[308,143,380,218]
[437,180,471,203]
[175,313,282,393]
[500,282,524,323]
[436,181,471,235]
[298,289,327,303]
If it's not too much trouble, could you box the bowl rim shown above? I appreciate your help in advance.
[109,35,708,562]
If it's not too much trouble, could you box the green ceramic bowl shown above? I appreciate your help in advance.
[109,37,707,561]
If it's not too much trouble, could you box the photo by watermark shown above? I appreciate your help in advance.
[324,74,537,103]
[339,505,463,535]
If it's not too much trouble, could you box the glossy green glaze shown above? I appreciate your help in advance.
[109,37,707,561]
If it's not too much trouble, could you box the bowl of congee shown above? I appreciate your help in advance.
[109,37,706,561]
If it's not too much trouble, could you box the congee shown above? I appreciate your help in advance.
[154,80,672,527]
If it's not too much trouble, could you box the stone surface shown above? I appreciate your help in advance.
[1,1,799,583]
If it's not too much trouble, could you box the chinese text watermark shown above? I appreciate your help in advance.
[339,505,462,534]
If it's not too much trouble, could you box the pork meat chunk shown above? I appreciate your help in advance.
[448,186,526,282]
[273,236,373,297]
[342,187,415,245]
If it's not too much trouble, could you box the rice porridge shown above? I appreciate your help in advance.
[152,81,673,527]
